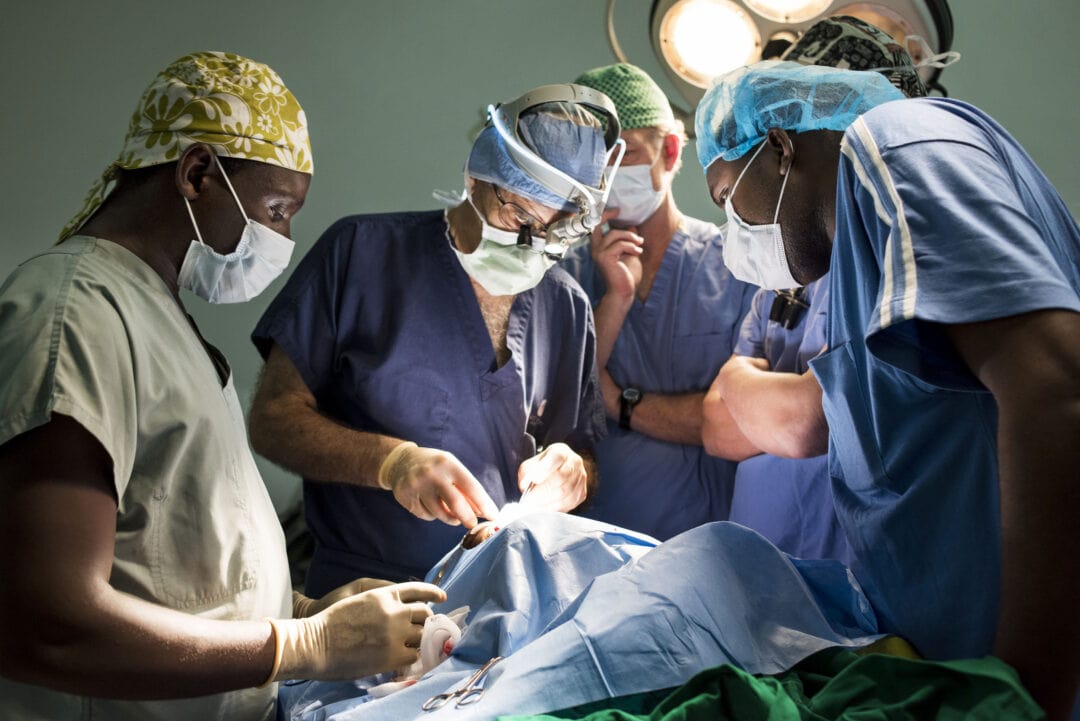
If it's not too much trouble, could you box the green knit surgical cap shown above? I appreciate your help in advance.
[573,63,675,131]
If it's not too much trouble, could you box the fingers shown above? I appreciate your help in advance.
[359,577,395,592]
[389,581,447,605]
[403,624,424,650]
[449,464,499,522]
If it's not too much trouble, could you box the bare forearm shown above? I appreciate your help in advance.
[720,360,827,458]
[702,378,761,460]
[993,396,1080,719]
[945,310,1080,719]
[250,395,401,489]
[1,575,275,699]
[628,391,710,446]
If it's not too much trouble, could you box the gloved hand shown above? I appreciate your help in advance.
[266,581,446,683]
[378,442,499,527]
[516,443,587,513]
[291,577,396,618]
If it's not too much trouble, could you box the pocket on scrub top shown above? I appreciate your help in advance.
[812,342,893,492]
[147,453,260,610]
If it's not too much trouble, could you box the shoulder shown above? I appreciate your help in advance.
[678,215,724,250]
[2,238,122,318]
[845,98,1000,160]
[536,264,593,309]
[318,210,446,250]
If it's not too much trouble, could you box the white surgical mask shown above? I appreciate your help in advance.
[451,195,555,296]
[605,163,665,226]
[178,158,295,304]
[722,140,800,290]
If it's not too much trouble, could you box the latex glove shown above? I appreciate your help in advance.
[292,577,396,618]
[266,581,446,683]
[378,442,499,527]
[590,221,643,303]
[516,443,587,513]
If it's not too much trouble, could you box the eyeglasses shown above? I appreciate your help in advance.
[492,185,550,239]
[490,185,572,259]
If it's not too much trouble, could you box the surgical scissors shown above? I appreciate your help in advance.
[421,656,503,711]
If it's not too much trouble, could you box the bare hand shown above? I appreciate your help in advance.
[590,221,643,303]
[516,443,587,513]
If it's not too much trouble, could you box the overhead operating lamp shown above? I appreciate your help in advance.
[605,0,954,122]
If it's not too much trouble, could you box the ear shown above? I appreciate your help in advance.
[661,133,681,172]
[766,128,795,177]
[175,143,217,200]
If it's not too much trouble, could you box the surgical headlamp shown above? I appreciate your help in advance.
[487,84,626,256]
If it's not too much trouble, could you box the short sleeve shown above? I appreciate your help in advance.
[252,217,357,398]
[0,260,137,496]
[839,107,1080,387]
[844,113,1080,338]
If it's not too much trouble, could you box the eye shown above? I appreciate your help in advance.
[269,203,289,223]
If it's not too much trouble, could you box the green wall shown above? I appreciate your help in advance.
[3,0,1077,511]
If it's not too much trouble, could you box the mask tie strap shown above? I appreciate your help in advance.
[731,139,767,202]
[905,35,962,69]
[183,198,206,246]
[774,152,792,224]
[213,154,252,224]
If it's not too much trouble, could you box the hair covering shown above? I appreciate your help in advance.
[695,59,905,168]
[466,100,607,212]
[783,15,927,98]
[59,50,312,241]
[572,63,675,131]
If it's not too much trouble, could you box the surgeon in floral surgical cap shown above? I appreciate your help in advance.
[0,51,443,721]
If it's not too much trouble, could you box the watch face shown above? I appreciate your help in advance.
[622,387,641,404]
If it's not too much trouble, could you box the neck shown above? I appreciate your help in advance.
[446,201,480,253]
[633,193,681,283]
[77,185,191,299]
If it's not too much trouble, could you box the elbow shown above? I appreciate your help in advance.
[247,402,274,459]
[248,395,296,462]
[774,418,829,459]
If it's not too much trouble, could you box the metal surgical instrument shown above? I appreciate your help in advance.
[421,656,503,711]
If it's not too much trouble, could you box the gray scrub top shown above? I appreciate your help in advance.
[0,236,291,721]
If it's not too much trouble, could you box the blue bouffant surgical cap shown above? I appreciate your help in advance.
[467,108,607,212]
[695,60,906,169]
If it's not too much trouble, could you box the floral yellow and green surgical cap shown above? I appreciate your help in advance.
[59,50,312,241]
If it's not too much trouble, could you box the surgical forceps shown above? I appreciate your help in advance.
[421,656,503,711]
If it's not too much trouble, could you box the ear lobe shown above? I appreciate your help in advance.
[176,143,216,200]
[766,128,795,177]
[661,133,680,171]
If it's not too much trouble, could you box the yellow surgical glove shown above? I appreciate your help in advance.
[291,578,396,618]
[377,442,499,526]
[265,582,445,683]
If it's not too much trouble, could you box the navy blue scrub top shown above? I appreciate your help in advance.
[252,211,606,591]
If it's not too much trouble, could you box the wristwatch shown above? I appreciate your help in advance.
[619,387,642,430]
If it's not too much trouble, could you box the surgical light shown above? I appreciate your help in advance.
[657,0,761,89]
[603,0,954,127]
[743,0,833,23]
